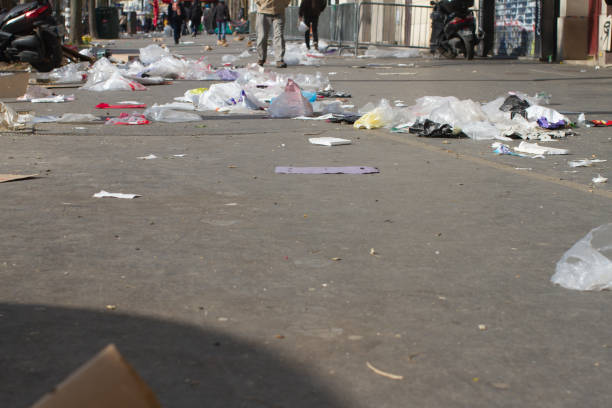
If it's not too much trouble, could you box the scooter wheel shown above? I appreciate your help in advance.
[463,37,474,60]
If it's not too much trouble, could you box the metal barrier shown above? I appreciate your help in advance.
[280,2,479,56]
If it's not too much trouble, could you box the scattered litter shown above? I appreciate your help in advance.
[354,99,396,129]
[275,166,379,174]
[577,113,586,127]
[515,167,532,171]
[93,190,141,199]
[173,154,186,157]
[568,159,606,167]
[96,103,147,109]
[0,174,37,183]
[551,224,612,291]
[138,154,158,160]
[308,137,352,146]
[30,94,75,103]
[592,174,608,183]
[478,324,487,331]
[366,361,403,380]
[499,95,529,119]
[409,119,466,138]
[537,117,567,129]
[591,120,612,127]
[514,141,568,155]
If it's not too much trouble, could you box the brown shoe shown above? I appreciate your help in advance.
[276,61,287,68]
[257,59,265,67]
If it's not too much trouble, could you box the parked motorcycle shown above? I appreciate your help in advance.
[0,0,62,72]
[429,0,483,60]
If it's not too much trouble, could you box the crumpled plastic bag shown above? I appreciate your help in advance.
[0,102,25,130]
[105,112,149,125]
[57,113,99,122]
[18,85,53,101]
[268,79,313,118]
[354,99,396,129]
[144,106,202,122]
[526,105,567,124]
[551,224,612,291]
[84,72,147,92]
[139,44,170,65]
[48,62,88,83]
[298,20,309,33]
[409,119,466,138]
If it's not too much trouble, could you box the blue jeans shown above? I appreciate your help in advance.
[217,21,227,40]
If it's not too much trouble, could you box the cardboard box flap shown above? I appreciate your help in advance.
[31,344,161,408]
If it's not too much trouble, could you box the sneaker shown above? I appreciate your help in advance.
[257,60,265,67]
[313,42,319,51]
[276,61,287,68]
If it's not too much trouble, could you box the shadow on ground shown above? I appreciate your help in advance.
[0,303,346,408]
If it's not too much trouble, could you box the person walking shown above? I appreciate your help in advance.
[255,0,290,67]
[190,2,203,36]
[298,0,326,50]
[213,0,230,45]
[168,0,185,44]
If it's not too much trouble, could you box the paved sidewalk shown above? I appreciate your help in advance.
[2,33,612,408]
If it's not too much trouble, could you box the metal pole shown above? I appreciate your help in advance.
[354,1,359,56]
[88,0,98,38]
[69,0,83,44]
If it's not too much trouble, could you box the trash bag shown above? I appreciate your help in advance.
[298,20,309,33]
[139,44,170,65]
[354,99,397,129]
[499,94,530,119]
[144,106,202,122]
[551,224,612,291]
[408,119,466,138]
[268,79,313,118]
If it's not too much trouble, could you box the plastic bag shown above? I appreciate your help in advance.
[362,46,421,58]
[18,85,53,101]
[57,113,99,122]
[0,101,25,130]
[48,62,88,83]
[144,106,202,122]
[514,141,569,155]
[105,112,149,125]
[551,224,612,291]
[84,72,147,92]
[139,44,170,64]
[268,79,313,118]
[298,20,309,33]
[354,99,396,129]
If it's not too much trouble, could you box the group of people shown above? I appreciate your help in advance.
[167,0,231,45]
[255,0,326,68]
[166,0,327,67]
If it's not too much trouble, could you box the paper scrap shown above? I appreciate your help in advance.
[93,190,141,199]
[366,361,403,380]
[0,174,37,183]
[568,159,607,168]
[275,166,379,174]
[514,141,569,155]
[308,137,352,146]
[138,154,158,160]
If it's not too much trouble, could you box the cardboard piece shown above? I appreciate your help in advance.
[0,71,29,98]
[0,174,37,183]
[31,344,161,408]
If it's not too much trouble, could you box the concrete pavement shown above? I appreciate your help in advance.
[2,33,612,407]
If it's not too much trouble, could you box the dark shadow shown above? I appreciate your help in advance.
[0,303,347,408]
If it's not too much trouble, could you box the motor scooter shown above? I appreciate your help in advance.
[429,0,483,60]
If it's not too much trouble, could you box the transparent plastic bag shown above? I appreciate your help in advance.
[268,79,313,118]
[139,44,170,65]
[551,224,612,291]
[0,101,25,130]
[48,62,88,83]
[298,20,309,33]
[57,113,99,122]
[83,72,146,92]
[354,99,395,129]
[144,106,202,122]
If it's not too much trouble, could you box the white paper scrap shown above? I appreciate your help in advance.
[93,190,141,199]
[172,154,186,157]
[515,141,569,155]
[593,174,608,183]
[309,137,352,146]
[138,154,158,160]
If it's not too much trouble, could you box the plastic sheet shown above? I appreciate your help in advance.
[268,79,313,118]
[48,62,88,83]
[18,85,53,101]
[551,224,612,291]
[139,44,170,65]
[84,72,147,92]
[298,20,309,33]
[57,113,99,122]
[144,106,202,122]
[361,46,421,59]
[514,141,569,155]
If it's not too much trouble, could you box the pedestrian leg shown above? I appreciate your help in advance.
[272,13,285,64]
[256,13,271,64]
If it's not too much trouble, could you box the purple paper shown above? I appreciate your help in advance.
[275,166,380,174]
[537,117,566,129]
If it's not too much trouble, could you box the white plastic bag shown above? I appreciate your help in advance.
[84,72,146,92]
[354,99,396,129]
[139,44,170,65]
[298,20,309,33]
[551,224,612,291]
[268,79,313,118]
